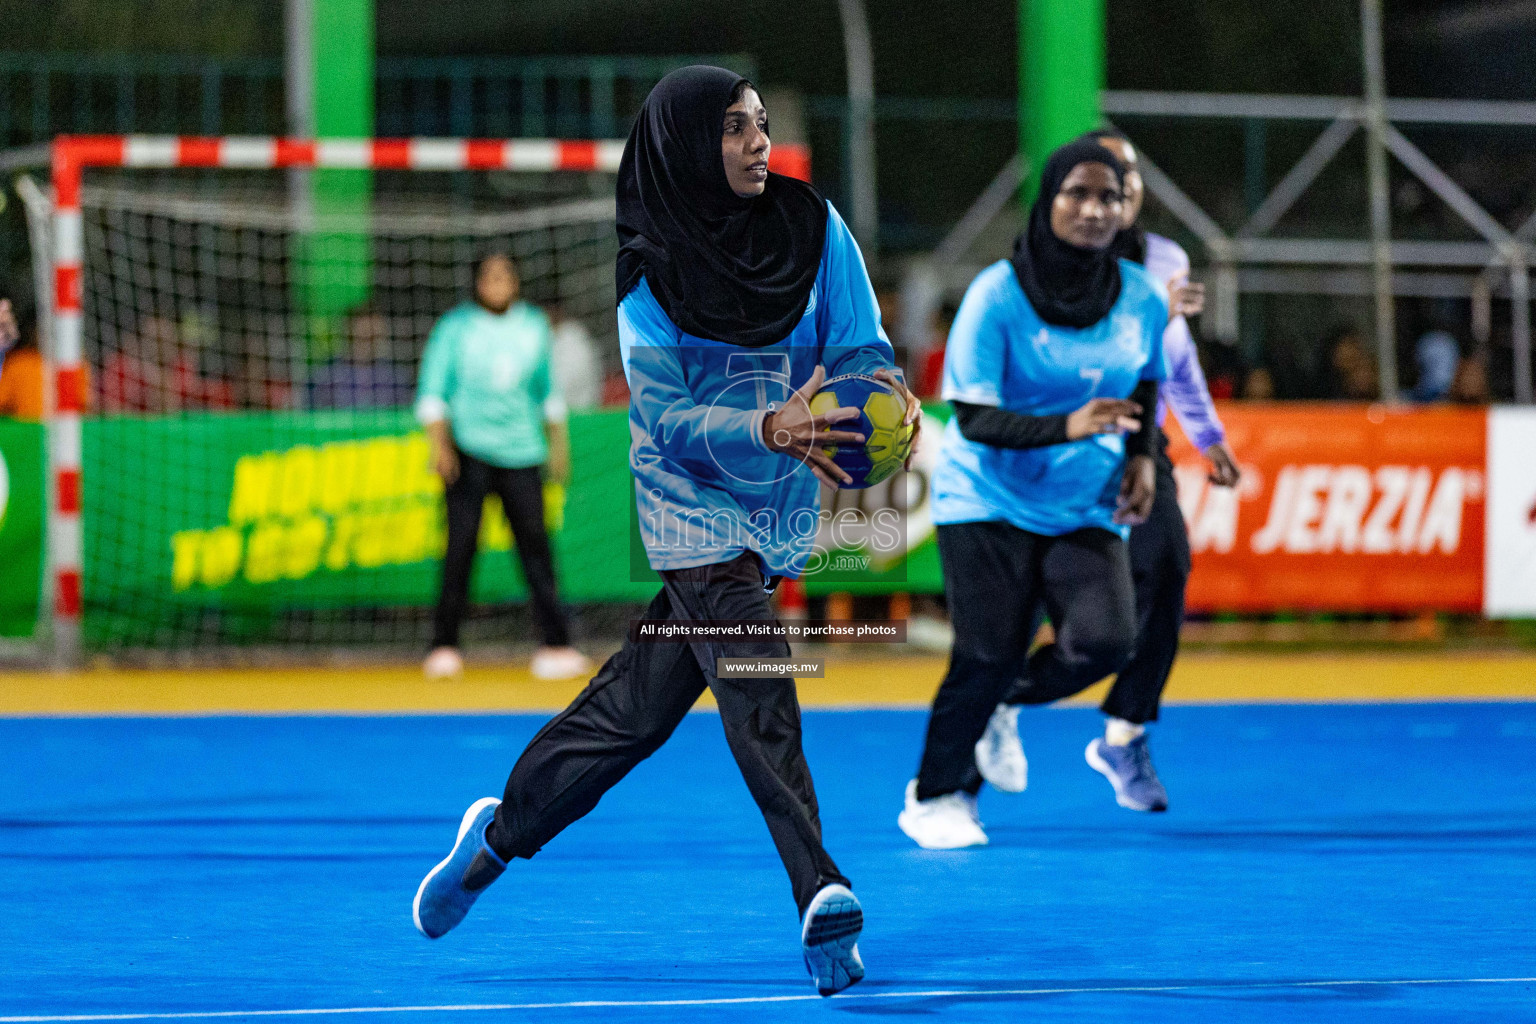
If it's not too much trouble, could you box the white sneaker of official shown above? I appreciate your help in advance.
[423,647,465,680]
[974,703,1028,793]
[897,779,989,850]
[904,614,955,654]
[530,647,593,681]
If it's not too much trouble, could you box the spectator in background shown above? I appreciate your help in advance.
[876,288,911,381]
[100,313,160,412]
[0,299,93,421]
[1322,325,1379,401]
[416,251,590,683]
[1409,327,1460,403]
[236,331,295,411]
[0,299,41,419]
[916,303,956,399]
[1241,363,1276,400]
[101,311,232,413]
[310,304,414,409]
[600,366,632,407]
[546,301,602,411]
[0,297,19,376]
[1196,339,1246,400]
[180,309,235,409]
[1450,352,1490,404]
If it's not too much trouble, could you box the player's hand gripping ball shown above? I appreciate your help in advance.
[808,373,915,489]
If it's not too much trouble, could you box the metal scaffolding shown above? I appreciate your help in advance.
[904,76,1536,404]
[902,5,1534,403]
[1096,88,1536,404]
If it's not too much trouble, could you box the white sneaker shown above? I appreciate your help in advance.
[896,779,988,850]
[904,615,955,653]
[423,647,464,679]
[530,646,592,681]
[974,703,1028,793]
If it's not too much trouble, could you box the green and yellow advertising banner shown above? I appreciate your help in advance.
[2,408,948,646]
[5,403,1529,648]
[81,410,654,640]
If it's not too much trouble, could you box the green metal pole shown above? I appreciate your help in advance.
[1019,0,1105,203]
[300,0,374,345]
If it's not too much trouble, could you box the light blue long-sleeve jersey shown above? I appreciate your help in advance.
[933,258,1168,539]
[619,202,897,576]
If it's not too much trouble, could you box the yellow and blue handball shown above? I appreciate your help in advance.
[808,372,915,489]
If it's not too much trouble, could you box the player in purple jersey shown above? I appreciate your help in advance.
[975,129,1242,813]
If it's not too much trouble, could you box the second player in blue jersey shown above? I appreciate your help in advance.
[900,139,1168,850]
[977,129,1244,815]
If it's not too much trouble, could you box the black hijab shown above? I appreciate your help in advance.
[1109,218,1148,266]
[1011,138,1126,329]
[615,65,828,348]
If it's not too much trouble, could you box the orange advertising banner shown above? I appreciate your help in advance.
[1165,404,1487,613]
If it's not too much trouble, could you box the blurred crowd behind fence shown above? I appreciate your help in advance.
[6,51,1536,405]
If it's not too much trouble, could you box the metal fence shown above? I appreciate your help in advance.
[0,52,756,144]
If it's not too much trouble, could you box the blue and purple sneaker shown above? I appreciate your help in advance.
[1086,735,1169,813]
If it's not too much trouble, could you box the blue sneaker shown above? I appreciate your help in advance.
[413,797,506,938]
[1086,736,1169,812]
[801,884,865,996]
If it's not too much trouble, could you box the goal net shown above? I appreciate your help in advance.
[25,136,628,660]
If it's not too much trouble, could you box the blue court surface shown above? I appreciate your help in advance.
[4,703,1536,1023]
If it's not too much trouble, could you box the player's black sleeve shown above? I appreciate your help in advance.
[951,401,1069,449]
[1123,379,1161,459]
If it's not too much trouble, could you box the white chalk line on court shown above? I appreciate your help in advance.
[5,976,1536,1021]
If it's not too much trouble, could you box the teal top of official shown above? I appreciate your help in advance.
[414,300,565,469]
[932,257,1169,539]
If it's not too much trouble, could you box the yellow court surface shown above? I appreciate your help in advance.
[1,652,1534,716]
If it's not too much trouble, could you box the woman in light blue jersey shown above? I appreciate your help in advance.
[899,139,1168,851]
[978,129,1243,815]
[412,66,914,996]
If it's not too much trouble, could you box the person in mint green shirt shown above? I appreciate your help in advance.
[415,252,590,682]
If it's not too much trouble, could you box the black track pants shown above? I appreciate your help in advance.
[1099,450,1190,724]
[432,450,571,649]
[484,552,849,917]
[915,521,1137,800]
[997,449,1190,723]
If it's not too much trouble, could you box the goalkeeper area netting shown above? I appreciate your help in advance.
[24,163,624,658]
